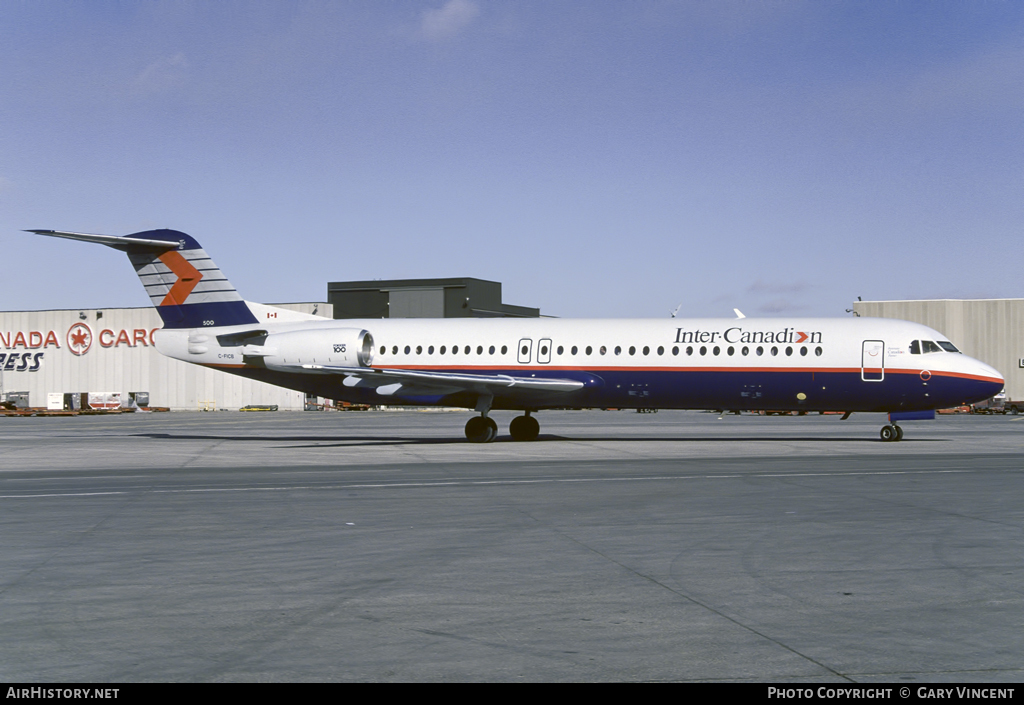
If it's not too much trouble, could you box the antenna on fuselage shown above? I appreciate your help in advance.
[670,303,682,318]
[733,308,746,319]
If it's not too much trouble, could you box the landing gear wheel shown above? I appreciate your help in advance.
[465,416,498,443]
[509,414,540,441]
[876,424,901,440]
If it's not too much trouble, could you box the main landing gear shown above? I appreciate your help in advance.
[465,415,498,443]
[464,411,540,443]
[509,412,540,441]
[880,424,904,442]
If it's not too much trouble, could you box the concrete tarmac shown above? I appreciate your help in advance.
[1,409,1022,682]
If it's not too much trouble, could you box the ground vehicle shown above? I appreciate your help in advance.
[1000,393,1023,414]
[972,392,1006,414]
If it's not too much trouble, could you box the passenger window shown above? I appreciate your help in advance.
[586,346,593,355]
[628,346,635,355]
[713,346,720,356]
[557,346,563,355]
[392,345,398,355]
[686,346,693,356]
[700,346,707,356]
[727,346,734,356]
[600,346,607,355]
[416,345,423,355]
[756,346,763,356]
[404,345,410,354]
[771,346,778,356]
[571,346,578,355]
[615,346,622,355]
[643,346,650,355]
[489,345,495,355]
[464,345,471,354]
[440,345,446,354]
[477,345,483,355]
[800,346,807,356]
[672,346,679,355]
[785,346,792,356]
[501,345,508,354]
[657,346,664,355]
[428,346,434,354]
[815,346,823,356]
[742,346,749,356]
[452,345,458,355]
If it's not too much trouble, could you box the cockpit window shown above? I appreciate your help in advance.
[911,339,956,354]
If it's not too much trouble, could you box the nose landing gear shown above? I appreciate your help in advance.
[880,424,904,442]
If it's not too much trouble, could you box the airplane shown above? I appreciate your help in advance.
[24,228,1004,443]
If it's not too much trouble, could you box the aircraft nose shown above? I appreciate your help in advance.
[966,357,1004,396]
[977,359,1003,383]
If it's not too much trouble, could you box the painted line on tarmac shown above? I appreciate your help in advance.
[2,475,152,482]
[0,467,988,498]
[0,491,131,498]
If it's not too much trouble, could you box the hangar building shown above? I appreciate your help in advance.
[328,277,539,319]
[0,278,539,411]
[852,298,1023,401]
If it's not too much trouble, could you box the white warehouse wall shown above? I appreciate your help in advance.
[0,303,332,410]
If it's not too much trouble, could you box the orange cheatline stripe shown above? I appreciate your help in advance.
[157,251,204,306]
[372,364,1003,383]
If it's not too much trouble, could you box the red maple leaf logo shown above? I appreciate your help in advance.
[67,323,93,355]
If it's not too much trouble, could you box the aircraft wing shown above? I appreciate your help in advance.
[301,365,587,397]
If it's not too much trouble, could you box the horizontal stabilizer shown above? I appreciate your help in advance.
[25,230,180,252]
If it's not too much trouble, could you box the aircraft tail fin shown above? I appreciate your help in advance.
[26,229,259,329]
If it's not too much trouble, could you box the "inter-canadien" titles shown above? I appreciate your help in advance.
[674,327,823,345]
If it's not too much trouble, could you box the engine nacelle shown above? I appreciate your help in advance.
[243,328,374,370]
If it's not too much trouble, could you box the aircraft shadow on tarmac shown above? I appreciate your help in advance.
[133,432,943,448]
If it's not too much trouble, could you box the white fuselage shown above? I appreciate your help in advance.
[155,314,1003,413]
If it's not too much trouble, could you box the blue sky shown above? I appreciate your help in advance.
[2,1,1021,318]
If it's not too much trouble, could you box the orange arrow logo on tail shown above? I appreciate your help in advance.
[157,251,204,306]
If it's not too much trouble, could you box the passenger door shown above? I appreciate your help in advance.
[861,340,884,382]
